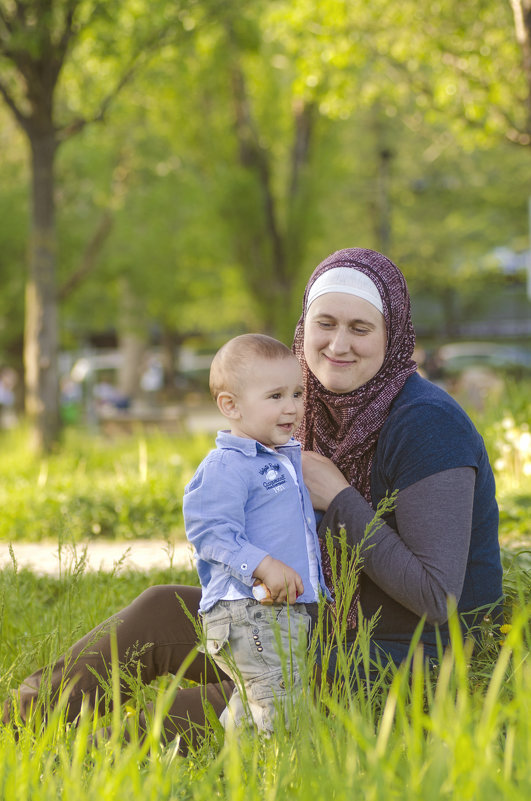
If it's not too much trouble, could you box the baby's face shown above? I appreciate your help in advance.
[229,356,304,449]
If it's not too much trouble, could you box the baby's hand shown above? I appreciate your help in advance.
[253,555,304,604]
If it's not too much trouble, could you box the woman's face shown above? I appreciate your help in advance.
[303,292,387,393]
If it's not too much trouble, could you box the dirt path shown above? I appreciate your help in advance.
[0,540,195,576]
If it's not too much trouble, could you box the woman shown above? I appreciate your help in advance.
[293,248,502,673]
[3,248,503,749]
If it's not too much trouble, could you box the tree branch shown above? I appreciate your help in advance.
[0,75,29,130]
[56,22,172,142]
[385,52,531,146]
[0,6,14,36]
[58,210,114,301]
[227,44,286,283]
[289,99,315,200]
[56,57,138,140]
[14,1,28,26]
[55,0,82,65]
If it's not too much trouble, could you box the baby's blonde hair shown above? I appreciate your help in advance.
[209,334,296,400]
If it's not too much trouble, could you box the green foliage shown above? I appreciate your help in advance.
[0,509,529,800]
[2,0,531,366]
[467,378,531,547]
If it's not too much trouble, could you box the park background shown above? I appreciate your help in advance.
[1,2,531,800]
[1,0,531,449]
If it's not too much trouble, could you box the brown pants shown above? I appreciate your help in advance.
[5,585,234,752]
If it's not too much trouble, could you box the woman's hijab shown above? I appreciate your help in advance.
[293,248,417,503]
[294,248,417,630]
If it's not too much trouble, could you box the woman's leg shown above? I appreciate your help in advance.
[319,636,440,687]
[4,584,233,745]
[155,679,234,752]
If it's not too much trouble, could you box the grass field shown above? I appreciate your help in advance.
[0,380,530,800]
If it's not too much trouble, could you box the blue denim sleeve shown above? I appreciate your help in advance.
[183,453,269,586]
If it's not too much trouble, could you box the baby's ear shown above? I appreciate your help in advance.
[216,391,240,419]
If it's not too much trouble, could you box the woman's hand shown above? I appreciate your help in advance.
[301,451,350,511]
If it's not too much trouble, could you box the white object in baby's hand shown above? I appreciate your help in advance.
[252,581,273,604]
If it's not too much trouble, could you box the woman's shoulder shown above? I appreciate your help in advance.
[389,372,472,429]
[376,372,486,486]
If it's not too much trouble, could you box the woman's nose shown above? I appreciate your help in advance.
[329,328,350,354]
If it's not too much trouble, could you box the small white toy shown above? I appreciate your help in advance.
[252,581,273,604]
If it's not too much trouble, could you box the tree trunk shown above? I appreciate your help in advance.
[510,0,531,134]
[369,111,393,254]
[117,278,146,400]
[24,131,60,452]
[440,287,461,339]
[375,146,393,254]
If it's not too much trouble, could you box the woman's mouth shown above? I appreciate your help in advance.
[324,354,354,367]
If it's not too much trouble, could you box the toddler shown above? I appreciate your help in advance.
[183,334,329,732]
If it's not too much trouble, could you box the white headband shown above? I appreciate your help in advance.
[306,267,383,314]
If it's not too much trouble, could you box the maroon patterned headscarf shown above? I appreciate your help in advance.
[293,248,417,502]
[293,249,417,630]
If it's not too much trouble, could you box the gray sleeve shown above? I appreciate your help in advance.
[320,467,475,625]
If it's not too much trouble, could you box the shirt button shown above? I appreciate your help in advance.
[307,516,312,524]
[241,563,248,570]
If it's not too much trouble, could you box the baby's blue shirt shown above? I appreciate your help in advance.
[183,431,329,613]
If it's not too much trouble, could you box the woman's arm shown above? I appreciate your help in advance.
[304,453,475,625]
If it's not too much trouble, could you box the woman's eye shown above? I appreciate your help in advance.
[317,321,333,329]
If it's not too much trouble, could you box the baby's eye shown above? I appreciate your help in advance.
[270,393,282,399]
[294,391,303,399]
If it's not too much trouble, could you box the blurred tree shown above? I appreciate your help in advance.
[282,0,531,330]
[55,48,256,395]
[205,2,322,338]
[510,0,531,141]
[0,0,188,450]
[184,0,531,337]
[2,0,530,418]
[0,107,26,404]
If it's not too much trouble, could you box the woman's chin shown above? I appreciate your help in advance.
[317,371,361,394]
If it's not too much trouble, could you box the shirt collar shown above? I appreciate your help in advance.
[215,430,301,456]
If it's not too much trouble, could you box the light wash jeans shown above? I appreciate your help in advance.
[200,598,310,732]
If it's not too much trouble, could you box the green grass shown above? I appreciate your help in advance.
[0,426,213,542]
[0,381,530,800]
[0,554,529,801]
[2,385,530,546]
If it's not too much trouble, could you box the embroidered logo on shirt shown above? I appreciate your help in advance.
[259,463,286,493]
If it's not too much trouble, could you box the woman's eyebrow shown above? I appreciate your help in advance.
[313,311,376,327]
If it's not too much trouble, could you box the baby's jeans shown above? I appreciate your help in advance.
[200,598,310,732]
